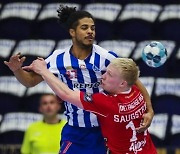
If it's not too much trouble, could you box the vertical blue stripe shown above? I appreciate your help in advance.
[56,52,73,123]
[64,102,70,123]
[66,54,80,127]
[94,52,100,70]
[85,53,100,127]
[71,55,85,86]
[70,54,92,127]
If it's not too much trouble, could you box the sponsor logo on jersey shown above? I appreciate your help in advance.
[84,93,93,102]
[114,104,146,123]
[73,81,101,89]
[66,69,77,79]
[92,65,101,72]
[118,93,144,114]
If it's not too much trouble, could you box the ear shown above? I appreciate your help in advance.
[119,80,128,88]
[69,29,75,37]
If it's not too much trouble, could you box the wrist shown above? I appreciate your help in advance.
[40,68,49,76]
[13,68,22,73]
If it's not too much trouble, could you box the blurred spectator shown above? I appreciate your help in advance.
[21,93,66,154]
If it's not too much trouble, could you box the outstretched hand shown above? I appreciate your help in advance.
[136,112,154,133]
[22,57,47,75]
[4,53,26,72]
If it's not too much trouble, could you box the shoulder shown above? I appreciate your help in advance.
[45,46,71,62]
[93,44,118,60]
[27,121,44,130]
[132,85,141,93]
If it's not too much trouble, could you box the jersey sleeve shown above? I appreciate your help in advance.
[80,92,114,117]
[21,126,31,154]
[105,51,119,67]
[45,50,61,78]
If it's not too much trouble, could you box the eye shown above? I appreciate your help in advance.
[91,25,95,31]
[81,25,88,30]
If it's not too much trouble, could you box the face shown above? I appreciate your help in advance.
[70,17,95,48]
[39,95,61,118]
[101,64,124,94]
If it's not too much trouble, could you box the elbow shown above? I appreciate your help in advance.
[24,83,36,88]
[23,80,39,88]
[150,109,154,116]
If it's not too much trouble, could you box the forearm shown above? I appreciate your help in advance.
[41,70,83,108]
[135,79,154,114]
[42,70,71,98]
[13,69,43,87]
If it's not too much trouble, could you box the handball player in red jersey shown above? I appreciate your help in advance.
[24,57,157,154]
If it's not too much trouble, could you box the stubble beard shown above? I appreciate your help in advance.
[76,37,94,50]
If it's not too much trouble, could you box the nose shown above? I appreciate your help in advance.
[87,27,93,34]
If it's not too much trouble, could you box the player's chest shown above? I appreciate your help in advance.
[57,61,104,82]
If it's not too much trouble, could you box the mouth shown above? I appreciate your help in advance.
[85,36,94,41]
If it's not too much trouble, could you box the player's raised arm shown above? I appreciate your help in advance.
[4,53,43,87]
[25,58,83,109]
[135,79,154,132]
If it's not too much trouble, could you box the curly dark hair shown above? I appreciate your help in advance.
[57,5,95,30]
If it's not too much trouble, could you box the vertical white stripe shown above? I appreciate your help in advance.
[63,50,74,126]
[75,60,86,127]
[66,103,74,126]
[89,48,95,65]
[77,107,85,127]
[90,113,99,127]
[59,75,74,126]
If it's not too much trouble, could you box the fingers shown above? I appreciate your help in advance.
[4,61,9,66]
[136,113,152,133]
[16,52,21,59]
[37,57,44,61]
[136,123,146,133]
[22,65,33,71]
[9,54,21,62]
[141,115,147,127]
[20,56,26,63]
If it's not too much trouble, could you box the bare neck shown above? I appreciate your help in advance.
[117,86,131,94]
[43,115,59,124]
[71,44,92,60]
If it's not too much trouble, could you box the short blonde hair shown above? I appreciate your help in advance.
[111,58,140,86]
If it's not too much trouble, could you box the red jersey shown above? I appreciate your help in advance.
[80,85,157,154]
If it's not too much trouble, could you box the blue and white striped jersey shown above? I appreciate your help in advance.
[45,44,117,128]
